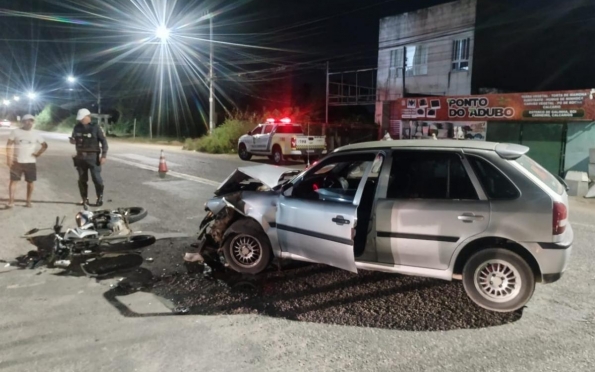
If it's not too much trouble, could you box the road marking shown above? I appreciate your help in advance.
[118,153,181,167]
[110,156,220,187]
[7,281,46,289]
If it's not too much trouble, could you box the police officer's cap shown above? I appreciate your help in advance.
[76,108,92,121]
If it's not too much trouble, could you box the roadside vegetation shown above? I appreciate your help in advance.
[183,107,315,154]
[32,103,326,152]
[35,104,75,133]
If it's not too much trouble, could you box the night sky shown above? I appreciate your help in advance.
[1,0,594,135]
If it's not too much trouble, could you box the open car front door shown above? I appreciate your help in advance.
[275,152,381,273]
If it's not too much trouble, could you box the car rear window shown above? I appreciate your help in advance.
[467,156,520,200]
[276,125,303,134]
[515,155,565,195]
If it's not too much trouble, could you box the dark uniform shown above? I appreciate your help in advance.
[71,122,108,205]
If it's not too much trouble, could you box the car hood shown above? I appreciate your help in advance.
[215,164,298,196]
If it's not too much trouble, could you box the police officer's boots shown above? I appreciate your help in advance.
[78,181,89,206]
[96,185,104,207]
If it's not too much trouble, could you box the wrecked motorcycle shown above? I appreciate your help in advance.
[20,208,156,272]
[75,206,148,236]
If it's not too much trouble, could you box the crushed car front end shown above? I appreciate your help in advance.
[186,165,301,272]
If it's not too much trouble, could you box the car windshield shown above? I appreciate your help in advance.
[515,155,565,195]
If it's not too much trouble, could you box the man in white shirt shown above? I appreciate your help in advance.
[5,114,48,208]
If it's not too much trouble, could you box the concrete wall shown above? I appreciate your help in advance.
[565,122,595,173]
[375,0,477,126]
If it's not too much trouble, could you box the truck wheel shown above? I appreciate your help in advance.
[272,146,284,165]
[462,248,535,312]
[238,144,252,161]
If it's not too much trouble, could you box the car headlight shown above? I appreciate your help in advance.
[205,198,226,215]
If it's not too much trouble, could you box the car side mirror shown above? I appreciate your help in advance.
[282,186,293,197]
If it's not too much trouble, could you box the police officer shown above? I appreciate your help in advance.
[70,108,108,206]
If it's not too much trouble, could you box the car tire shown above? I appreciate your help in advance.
[272,146,284,165]
[462,248,535,312]
[222,220,271,275]
[238,144,252,161]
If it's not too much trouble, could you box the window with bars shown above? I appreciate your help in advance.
[452,38,471,71]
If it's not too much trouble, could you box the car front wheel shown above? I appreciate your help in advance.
[222,220,271,275]
[462,248,535,312]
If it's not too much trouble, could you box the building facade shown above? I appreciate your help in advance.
[375,0,477,135]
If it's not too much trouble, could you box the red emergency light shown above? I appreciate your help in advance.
[266,118,275,123]
[280,117,291,124]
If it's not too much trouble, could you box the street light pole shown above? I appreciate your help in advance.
[209,12,215,134]
[97,81,101,114]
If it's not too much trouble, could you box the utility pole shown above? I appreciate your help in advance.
[324,61,329,135]
[97,81,101,114]
[209,12,215,134]
[402,46,407,99]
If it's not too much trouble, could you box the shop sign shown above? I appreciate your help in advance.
[397,89,595,121]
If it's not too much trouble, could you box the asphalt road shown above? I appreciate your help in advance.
[1,128,594,372]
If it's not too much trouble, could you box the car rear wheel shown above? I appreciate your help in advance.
[238,144,252,161]
[222,220,271,275]
[462,248,535,312]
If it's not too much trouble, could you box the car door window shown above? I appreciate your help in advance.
[387,151,478,200]
[467,155,520,199]
[292,153,376,203]
[251,126,263,135]
[263,125,273,134]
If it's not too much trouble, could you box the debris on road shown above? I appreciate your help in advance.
[183,252,203,263]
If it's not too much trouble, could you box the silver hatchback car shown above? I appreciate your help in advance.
[196,140,573,312]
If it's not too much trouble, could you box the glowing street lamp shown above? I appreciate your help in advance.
[3,99,10,106]
[67,75,77,84]
[27,92,37,100]
[13,95,20,102]
[156,26,170,42]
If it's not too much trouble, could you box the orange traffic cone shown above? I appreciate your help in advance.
[158,150,168,178]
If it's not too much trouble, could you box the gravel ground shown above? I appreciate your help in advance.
[17,236,521,332]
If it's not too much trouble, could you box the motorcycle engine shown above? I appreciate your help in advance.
[107,214,127,234]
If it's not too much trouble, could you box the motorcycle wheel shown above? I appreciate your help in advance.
[99,235,156,253]
[93,207,148,224]
[124,207,148,223]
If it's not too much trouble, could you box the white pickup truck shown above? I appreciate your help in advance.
[237,118,327,164]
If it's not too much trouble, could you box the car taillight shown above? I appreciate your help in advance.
[291,137,296,149]
[553,202,568,235]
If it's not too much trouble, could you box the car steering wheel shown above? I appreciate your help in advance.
[323,175,348,190]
